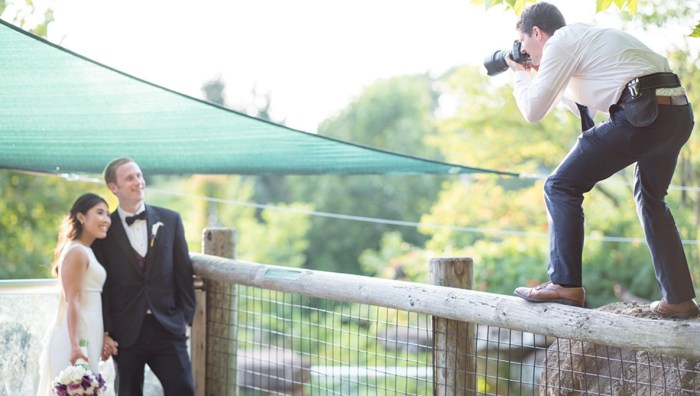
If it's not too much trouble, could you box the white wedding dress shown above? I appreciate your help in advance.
[36,242,107,396]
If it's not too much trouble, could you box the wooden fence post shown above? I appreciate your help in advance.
[429,257,476,396]
[191,275,206,396]
[197,228,238,396]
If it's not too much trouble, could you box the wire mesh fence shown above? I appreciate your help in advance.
[1,278,700,394]
[234,286,433,395]
[192,233,700,395]
[212,284,700,395]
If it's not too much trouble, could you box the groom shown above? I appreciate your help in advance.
[94,157,196,396]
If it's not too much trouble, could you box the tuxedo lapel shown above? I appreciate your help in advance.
[144,205,161,277]
[110,211,146,275]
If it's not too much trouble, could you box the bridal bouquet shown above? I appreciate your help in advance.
[52,359,106,396]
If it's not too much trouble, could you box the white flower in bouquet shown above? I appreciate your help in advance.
[52,340,107,395]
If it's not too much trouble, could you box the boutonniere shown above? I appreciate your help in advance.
[150,222,164,248]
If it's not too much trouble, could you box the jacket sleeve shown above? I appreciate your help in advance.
[172,212,196,325]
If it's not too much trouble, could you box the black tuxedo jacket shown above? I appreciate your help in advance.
[94,205,196,349]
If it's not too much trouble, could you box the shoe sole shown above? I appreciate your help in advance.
[649,300,700,319]
[514,292,583,307]
[650,308,700,320]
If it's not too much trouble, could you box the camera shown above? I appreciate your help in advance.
[484,40,531,76]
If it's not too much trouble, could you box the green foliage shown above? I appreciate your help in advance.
[199,77,310,266]
[287,75,447,274]
[359,232,431,282]
[1,0,54,36]
[146,175,310,267]
[235,203,310,267]
[664,48,700,279]
[596,0,638,13]
[428,66,577,174]
[613,0,700,46]
[0,171,111,279]
[474,0,699,42]
[472,0,637,15]
[1,0,699,312]
[368,63,700,307]
[317,75,440,157]
[471,0,535,15]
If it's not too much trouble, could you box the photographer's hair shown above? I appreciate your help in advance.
[516,2,566,37]
[104,157,134,185]
[51,193,108,276]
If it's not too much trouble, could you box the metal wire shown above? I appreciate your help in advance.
[203,284,700,395]
[0,281,699,394]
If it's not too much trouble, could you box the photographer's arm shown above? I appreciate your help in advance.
[506,44,574,123]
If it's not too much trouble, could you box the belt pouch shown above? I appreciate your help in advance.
[623,90,658,127]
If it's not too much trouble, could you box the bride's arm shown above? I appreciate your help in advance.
[61,247,90,364]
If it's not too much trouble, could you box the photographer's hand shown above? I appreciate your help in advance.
[505,54,527,73]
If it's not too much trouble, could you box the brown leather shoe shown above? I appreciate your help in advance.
[649,299,700,319]
[514,281,585,307]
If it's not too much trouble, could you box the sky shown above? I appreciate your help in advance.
[6,0,679,132]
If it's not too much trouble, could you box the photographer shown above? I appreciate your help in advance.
[503,3,697,318]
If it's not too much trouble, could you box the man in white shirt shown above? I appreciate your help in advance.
[507,2,697,318]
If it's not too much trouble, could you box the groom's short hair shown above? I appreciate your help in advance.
[104,157,135,185]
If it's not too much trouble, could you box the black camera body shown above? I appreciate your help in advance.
[484,40,531,76]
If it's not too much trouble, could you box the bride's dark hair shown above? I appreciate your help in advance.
[51,193,108,276]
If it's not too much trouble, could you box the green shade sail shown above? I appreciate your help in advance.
[0,19,516,177]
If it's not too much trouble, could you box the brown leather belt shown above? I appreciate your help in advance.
[620,95,688,108]
[656,95,688,106]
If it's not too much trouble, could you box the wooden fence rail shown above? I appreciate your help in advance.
[190,252,700,360]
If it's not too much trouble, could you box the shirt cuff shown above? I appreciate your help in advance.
[513,70,531,83]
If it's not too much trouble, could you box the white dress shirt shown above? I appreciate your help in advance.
[513,23,684,122]
[117,204,148,257]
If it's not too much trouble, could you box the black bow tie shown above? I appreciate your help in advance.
[125,211,147,226]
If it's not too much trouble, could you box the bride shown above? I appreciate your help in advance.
[36,193,112,395]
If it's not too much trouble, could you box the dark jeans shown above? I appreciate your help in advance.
[113,315,194,396]
[544,101,695,304]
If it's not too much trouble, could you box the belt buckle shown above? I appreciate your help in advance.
[627,78,641,98]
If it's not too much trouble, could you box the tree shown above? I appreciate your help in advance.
[168,77,312,266]
[0,0,54,36]
[473,0,700,38]
[0,2,99,279]
[587,0,700,295]
[354,0,700,307]
[0,171,111,278]
[384,55,698,306]
[147,174,310,268]
[287,74,447,274]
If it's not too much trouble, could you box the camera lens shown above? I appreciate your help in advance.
[483,50,509,76]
